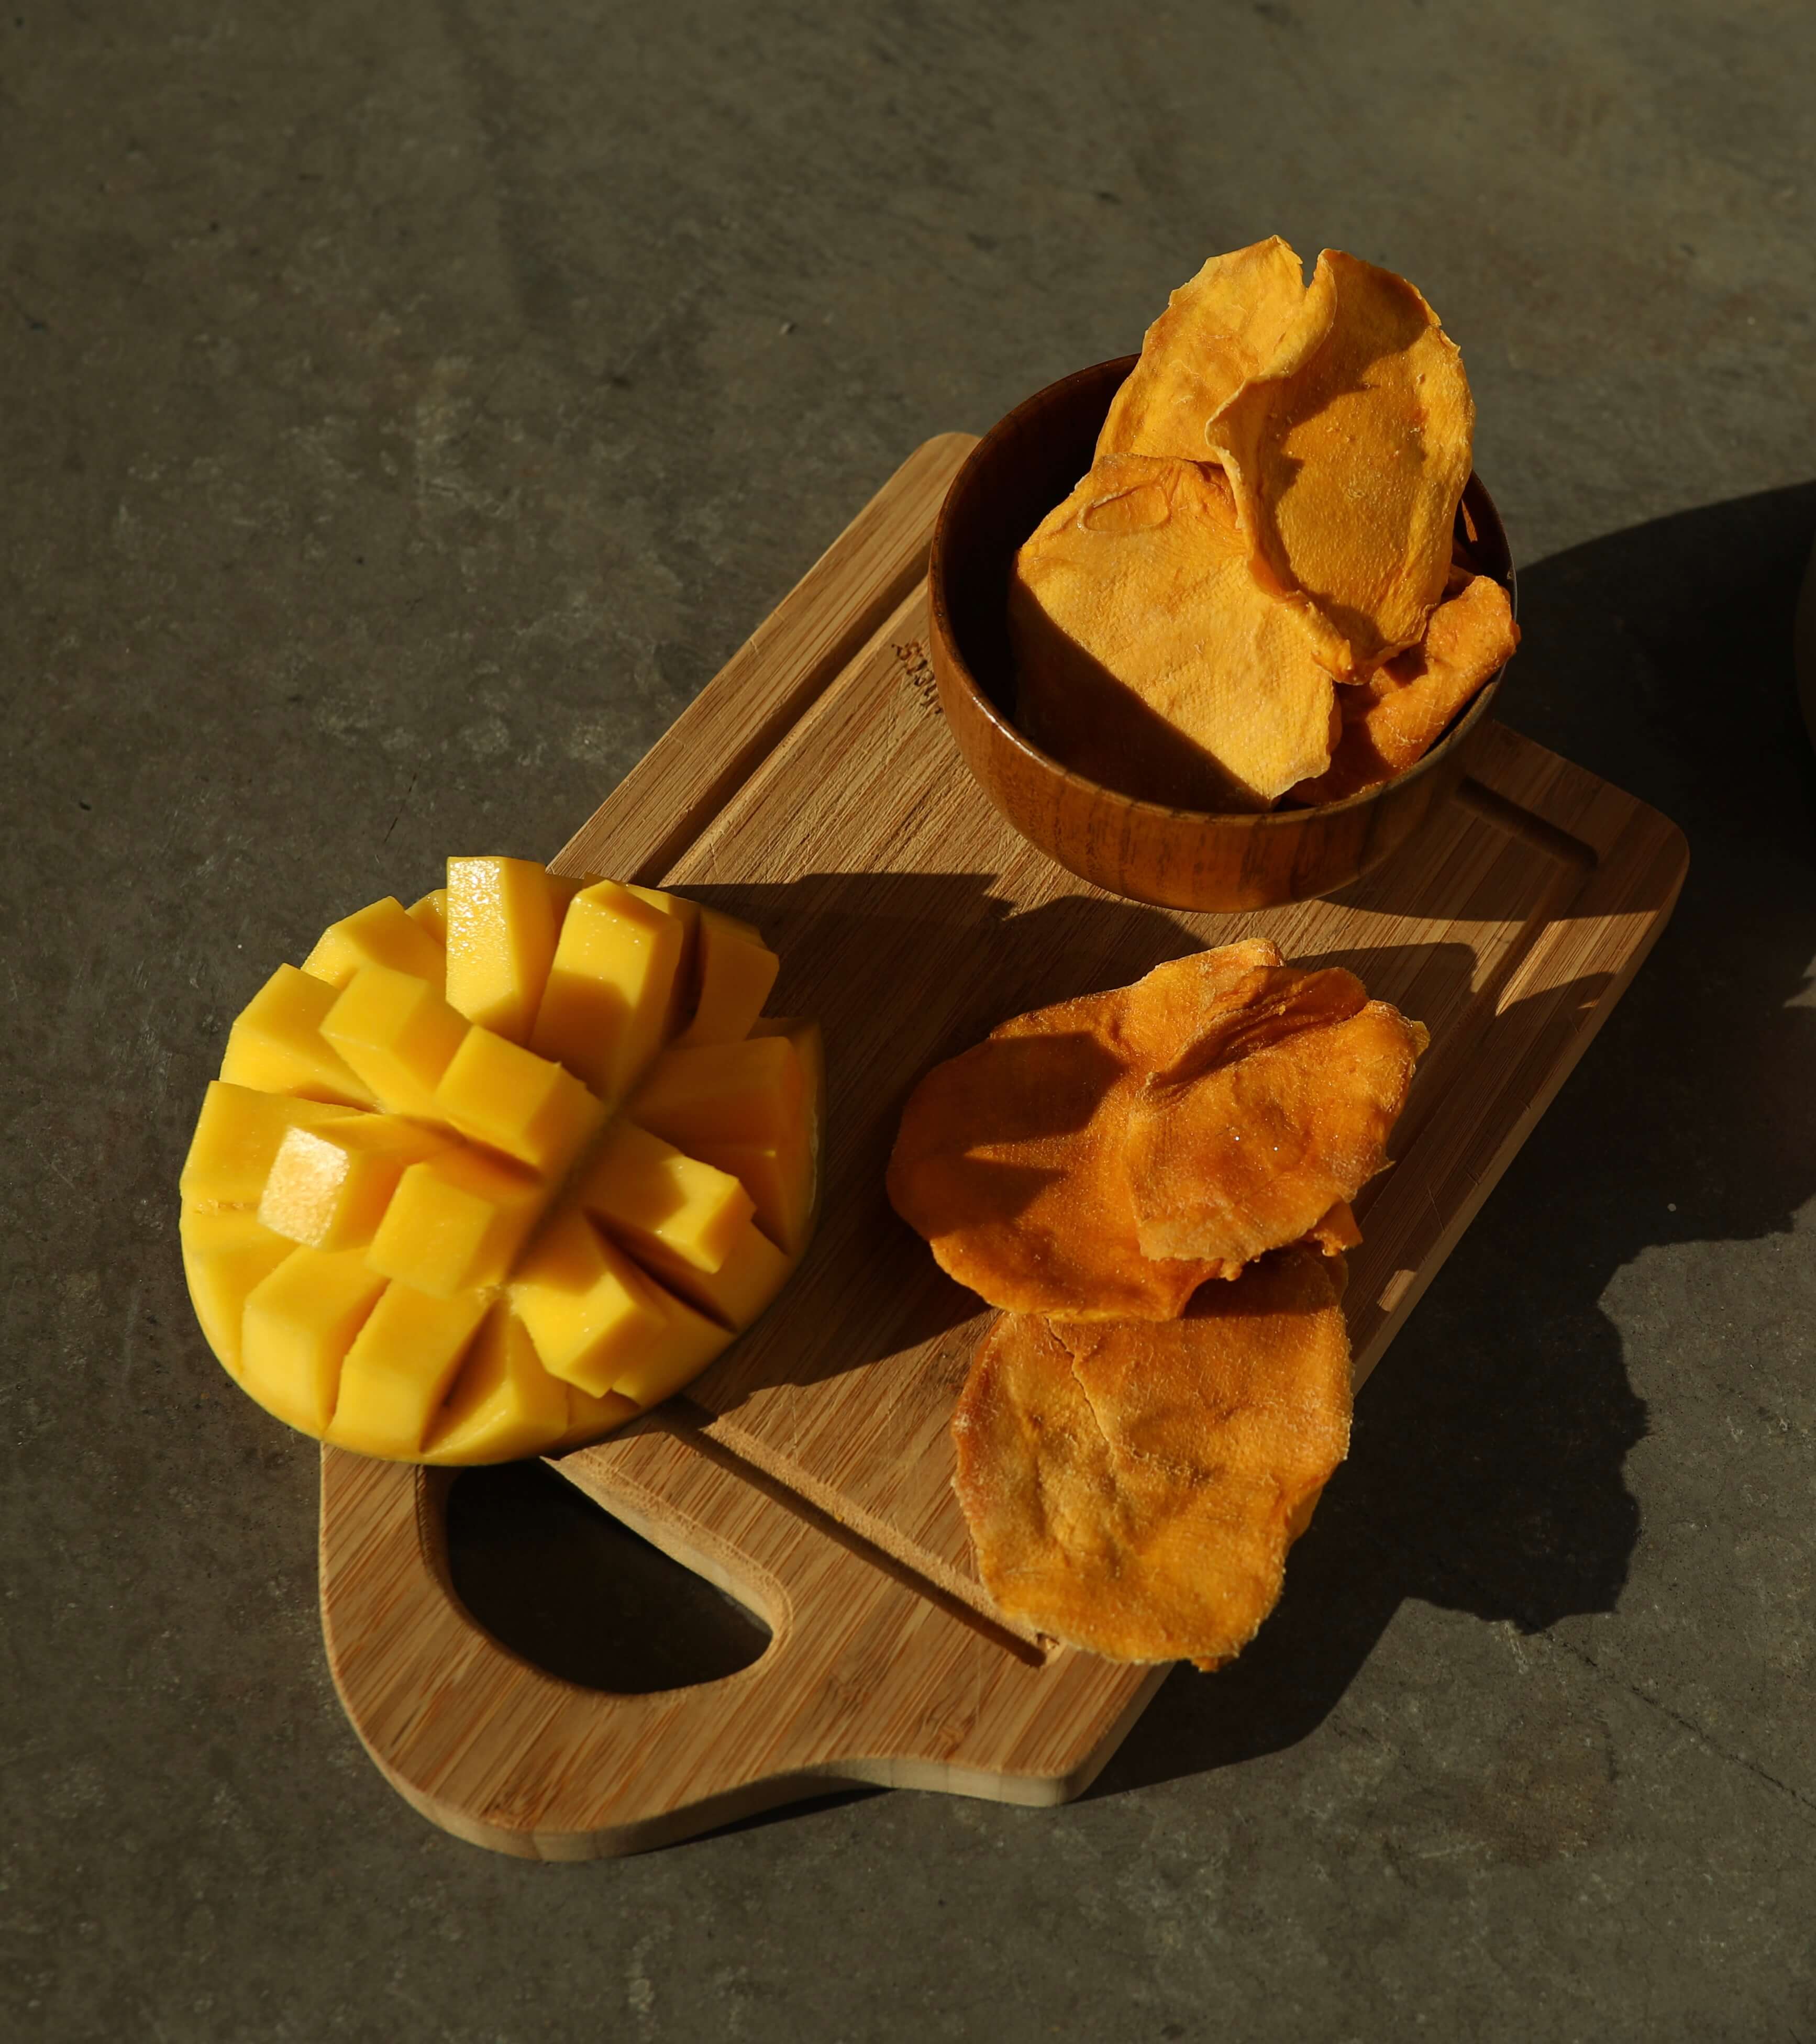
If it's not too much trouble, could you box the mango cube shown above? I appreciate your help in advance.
[628,884,701,1036]
[179,1206,297,1375]
[220,964,377,1109]
[529,879,685,1102]
[424,1309,571,1465]
[406,887,448,945]
[179,1083,364,1207]
[366,1146,548,1297]
[320,963,471,1120]
[627,1033,804,1150]
[432,1026,605,1175]
[510,1209,729,1399]
[626,1212,792,1331]
[445,856,563,1043]
[257,1115,449,1251]
[575,1120,755,1277]
[676,904,779,1046]
[239,1247,387,1435]
[301,895,445,991]
[328,1283,491,1459]
[680,1019,823,1253]
[531,879,695,1104]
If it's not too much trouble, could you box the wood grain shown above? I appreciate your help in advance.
[929,358,1515,911]
[320,434,1687,1859]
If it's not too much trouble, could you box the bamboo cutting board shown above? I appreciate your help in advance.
[318,432,1688,1859]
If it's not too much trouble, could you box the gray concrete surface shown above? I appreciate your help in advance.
[5,2,1815,2037]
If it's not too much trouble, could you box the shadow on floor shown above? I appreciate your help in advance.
[1091,477,1816,1797]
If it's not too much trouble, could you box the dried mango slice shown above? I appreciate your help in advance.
[1204,249,1475,679]
[887,941,1285,1319]
[1290,573,1519,804]
[1011,455,1336,809]
[1095,237,1309,464]
[1125,965,1428,1266]
[952,1246,1352,1666]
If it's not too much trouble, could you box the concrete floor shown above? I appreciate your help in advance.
[5,2,1816,2037]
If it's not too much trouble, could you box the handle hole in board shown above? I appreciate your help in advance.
[445,1461,771,1694]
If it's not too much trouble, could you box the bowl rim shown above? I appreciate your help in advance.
[928,354,1516,832]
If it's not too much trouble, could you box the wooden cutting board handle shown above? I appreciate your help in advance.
[319,1422,1146,1859]
[317,1439,838,1858]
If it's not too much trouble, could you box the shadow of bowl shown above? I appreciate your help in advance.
[927,355,1514,912]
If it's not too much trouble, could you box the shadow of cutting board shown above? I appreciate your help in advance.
[318,432,1688,1859]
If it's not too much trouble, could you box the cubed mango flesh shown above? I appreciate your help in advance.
[406,888,448,945]
[182,862,819,1463]
[180,1084,363,1208]
[239,1247,388,1435]
[423,1309,570,1465]
[555,1383,642,1453]
[445,856,564,1044]
[257,1115,449,1251]
[529,879,685,1102]
[510,1204,734,1406]
[220,965,377,1109]
[574,1120,755,1276]
[179,1206,297,1375]
[625,1213,792,1331]
[509,1209,677,1398]
[676,905,779,1047]
[365,1147,548,1298]
[627,884,701,1039]
[302,895,445,991]
[433,1025,605,1175]
[628,1033,804,1150]
[677,1018,823,1254]
[320,962,471,1121]
[328,1283,491,1459]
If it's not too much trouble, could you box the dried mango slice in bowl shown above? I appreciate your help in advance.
[180,859,821,1464]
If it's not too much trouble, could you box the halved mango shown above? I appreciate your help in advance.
[182,863,821,1464]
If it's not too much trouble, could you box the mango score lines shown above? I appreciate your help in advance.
[179,862,822,1464]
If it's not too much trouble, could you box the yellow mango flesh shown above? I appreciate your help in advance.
[575,1120,756,1276]
[433,1025,606,1175]
[182,864,819,1463]
[628,1215,792,1332]
[366,1147,548,1298]
[320,962,470,1121]
[509,1209,729,1401]
[220,965,376,1109]
[627,884,701,1042]
[406,888,448,945]
[329,1284,491,1459]
[240,1247,387,1435]
[179,1207,296,1375]
[302,896,445,991]
[530,879,685,1102]
[445,856,563,1043]
[180,1084,363,1207]
[555,1383,641,1453]
[257,1115,449,1251]
[691,1018,823,1254]
[423,1309,569,1465]
[629,1033,804,1149]
[676,905,780,1046]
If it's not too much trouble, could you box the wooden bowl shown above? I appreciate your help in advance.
[927,356,1515,912]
